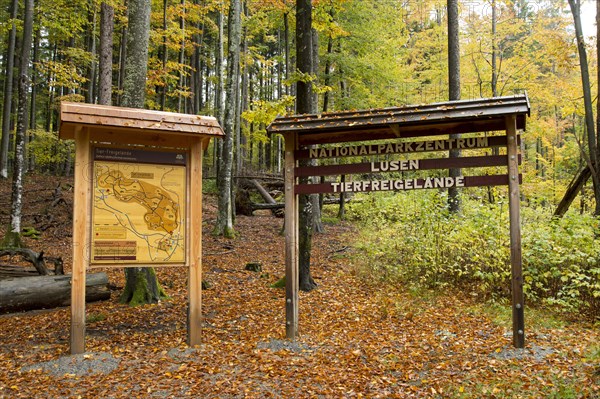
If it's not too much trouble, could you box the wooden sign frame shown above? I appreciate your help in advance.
[267,94,530,348]
[60,102,224,354]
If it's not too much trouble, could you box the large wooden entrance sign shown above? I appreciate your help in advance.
[267,94,530,348]
[59,102,223,354]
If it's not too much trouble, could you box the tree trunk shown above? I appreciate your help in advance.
[296,0,317,292]
[27,26,40,172]
[98,2,114,106]
[238,5,248,172]
[119,267,167,306]
[491,0,498,98]
[554,165,592,217]
[322,22,334,113]
[161,0,168,110]
[120,0,166,306]
[597,0,600,179]
[116,3,128,106]
[177,0,186,113]
[215,0,241,238]
[122,0,150,109]
[0,0,19,179]
[8,0,34,248]
[214,8,224,177]
[85,6,97,104]
[568,0,600,215]
[0,273,110,313]
[447,0,461,213]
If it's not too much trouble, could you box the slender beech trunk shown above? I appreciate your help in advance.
[45,44,58,132]
[296,0,317,292]
[178,0,186,113]
[86,5,97,103]
[27,25,40,172]
[161,0,168,110]
[215,0,241,238]
[214,9,224,177]
[487,0,498,203]
[6,0,34,247]
[98,2,114,106]
[116,3,128,106]
[0,0,19,178]
[322,30,333,112]
[597,0,600,177]
[238,2,248,172]
[447,0,462,213]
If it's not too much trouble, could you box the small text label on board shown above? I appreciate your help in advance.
[330,176,465,193]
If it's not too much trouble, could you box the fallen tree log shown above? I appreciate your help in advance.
[0,264,40,278]
[0,273,110,313]
[250,179,283,217]
[251,197,351,211]
[0,248,63,276]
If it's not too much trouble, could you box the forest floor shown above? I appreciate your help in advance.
[0,174,599,399]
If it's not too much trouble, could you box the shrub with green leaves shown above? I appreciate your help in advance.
[347,190,600,320]
[28,129,74,174]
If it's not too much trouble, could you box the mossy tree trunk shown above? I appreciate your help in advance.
[119,268,168,307]
[119,0,165,306]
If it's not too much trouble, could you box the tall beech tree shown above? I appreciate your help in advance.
[296,0,317,291]
[215,0,241,238]
[447,0,461,213]
[119,0,168,305]
[0,0,19,179]
[4,0,34,247]
[98,1,114,106]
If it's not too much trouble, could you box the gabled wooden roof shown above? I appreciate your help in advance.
[60,102,224,146]
[267,94,530,145]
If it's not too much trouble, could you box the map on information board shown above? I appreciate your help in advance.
[91,147,187,264]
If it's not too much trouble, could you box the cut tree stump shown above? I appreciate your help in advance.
[0,273,110,313]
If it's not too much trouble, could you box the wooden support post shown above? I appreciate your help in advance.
[506,115,525,348]
[71,128,91,354]
[284,133,299,339]
[188,138,204,346]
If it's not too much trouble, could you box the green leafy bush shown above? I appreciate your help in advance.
[28,129,74,174]
[347,190,600,320]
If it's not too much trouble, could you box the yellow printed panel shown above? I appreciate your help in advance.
[91,161,186,264]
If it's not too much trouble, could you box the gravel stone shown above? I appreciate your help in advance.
[22,352,120,377]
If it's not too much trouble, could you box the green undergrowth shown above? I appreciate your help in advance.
[346,190,600,321]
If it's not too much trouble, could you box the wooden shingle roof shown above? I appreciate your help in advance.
[267,94,530,145]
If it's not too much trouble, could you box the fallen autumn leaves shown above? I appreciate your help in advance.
[0,189,598,398]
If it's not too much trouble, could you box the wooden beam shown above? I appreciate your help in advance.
[295,135,519,160]
[295,174,520,195]
[506,115,525,348]
[284,133,299,339]
[71,128,91,354]
[188,138,204,346]
[295,155,518,177]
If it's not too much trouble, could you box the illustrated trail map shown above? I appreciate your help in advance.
[91,147,187,264]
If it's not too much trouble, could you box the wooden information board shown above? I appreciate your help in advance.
[267,94,530,348]
[59,102,223,354]
[91,146,187,265]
